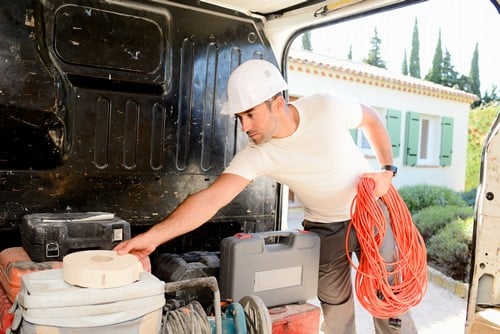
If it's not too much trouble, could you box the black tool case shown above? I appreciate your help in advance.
[21,212,131,262]
[219,230,320,307]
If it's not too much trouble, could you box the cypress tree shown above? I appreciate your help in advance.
[401,49,409,75]
[469,43,481,98]
[425,29,443,84]
[409,18,421,78]
[363,27,386,69]
[301,31,312,51]
[441,48,458,88]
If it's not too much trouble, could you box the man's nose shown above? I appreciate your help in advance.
[240,118,251,132]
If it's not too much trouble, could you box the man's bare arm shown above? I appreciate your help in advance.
[115,173,250,257]
[358,104,395,197]
[358,104,393,167]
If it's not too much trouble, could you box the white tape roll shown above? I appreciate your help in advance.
[63,250,143,288]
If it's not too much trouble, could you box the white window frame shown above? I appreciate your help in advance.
[355,107,385,157]
[417,114,440,166]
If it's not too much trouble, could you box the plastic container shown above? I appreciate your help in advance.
[13,269,165,333]
[270,302,321,334]
[21,212,131,262]
[0,247,62,302]
[0,285,13,334]
[219,230,320,307]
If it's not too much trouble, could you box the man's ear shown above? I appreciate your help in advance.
[272,95,286,113]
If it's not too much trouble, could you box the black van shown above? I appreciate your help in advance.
[1,1,498,332]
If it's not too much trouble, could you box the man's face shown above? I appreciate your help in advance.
[235,100,278,144]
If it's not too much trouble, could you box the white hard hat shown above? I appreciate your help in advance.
[221,59,288,115]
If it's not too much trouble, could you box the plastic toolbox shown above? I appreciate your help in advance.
[21,212,130,262]
[0,247,62,303]
[219,230,320,307]
[0,284,13,334]
[270,302,321,334]
[154,251,220,282]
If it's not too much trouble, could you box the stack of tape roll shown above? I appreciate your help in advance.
[63,250,143,288]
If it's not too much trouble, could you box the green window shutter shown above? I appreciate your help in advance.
[439,116,454,166]
[386,109,401,158]
[349,128,358,143]
[404,111,420,166]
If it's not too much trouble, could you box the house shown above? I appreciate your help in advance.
[286,49,479,193]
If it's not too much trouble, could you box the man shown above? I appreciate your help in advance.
[115,59,417,333]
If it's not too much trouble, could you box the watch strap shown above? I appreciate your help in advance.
[381,165,397,176]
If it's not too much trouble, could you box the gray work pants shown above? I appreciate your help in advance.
[303,202,419,334]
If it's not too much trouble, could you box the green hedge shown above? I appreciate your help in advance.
[398,184,468,214]
[397,184,474,282]
[413,205,474,243]
[426,217,473,282]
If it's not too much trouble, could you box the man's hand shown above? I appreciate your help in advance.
[360,170,394,198]
[114,231,158,259]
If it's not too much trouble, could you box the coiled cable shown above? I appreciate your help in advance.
[162,300,212,334]
[347,177,428,319]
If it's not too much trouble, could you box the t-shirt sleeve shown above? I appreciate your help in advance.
[289,91,363,129]
[222,144,265,181]
[325,91,363,129]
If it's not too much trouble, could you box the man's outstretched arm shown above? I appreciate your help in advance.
[114,173,250,258]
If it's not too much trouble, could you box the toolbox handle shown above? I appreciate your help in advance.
[254,230,299,247]
[235,230,306,240]
[258,230,319,250]
[255,230,298,239]
[40,213,115,223]
[232,230,319,249]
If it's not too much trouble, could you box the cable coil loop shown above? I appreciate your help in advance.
[347,177,428,319]
[162,300,212,334]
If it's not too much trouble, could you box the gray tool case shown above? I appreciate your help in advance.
[21,212,131,262]
[219,230,320,307]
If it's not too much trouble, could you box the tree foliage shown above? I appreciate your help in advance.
[421,30,484,106]
[424,29,443,83]
[440,48,459,88]
[468,43,481,98]
[363,27,386,69]
[301,31,312,51]
[409,18,421,78]
[483,85,499,103]
[465,104,500,191]
[401,49,409,75]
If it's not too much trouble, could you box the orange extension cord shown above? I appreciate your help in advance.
[346,177,428,319]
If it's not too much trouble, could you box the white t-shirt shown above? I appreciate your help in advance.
[223,92,374,223]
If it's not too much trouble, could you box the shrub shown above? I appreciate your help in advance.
[412,205,474,243]
[426,217,473,282]
[460,188,477,207]
[398,184,468,214]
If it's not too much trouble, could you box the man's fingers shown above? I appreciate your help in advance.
[114,240,131,254]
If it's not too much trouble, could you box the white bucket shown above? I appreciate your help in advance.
[16,269,165,333]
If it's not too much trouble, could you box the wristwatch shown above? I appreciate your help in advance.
[381,165,398,176]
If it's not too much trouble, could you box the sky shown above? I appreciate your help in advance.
[297,0,499,96]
